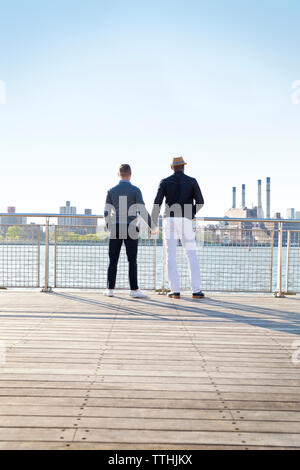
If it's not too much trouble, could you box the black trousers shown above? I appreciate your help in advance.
[107,225,139,290]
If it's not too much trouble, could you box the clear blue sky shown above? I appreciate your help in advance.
[0,0,299,217]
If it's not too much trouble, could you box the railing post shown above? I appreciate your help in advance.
[153,236,157,291]
[269,229,274,293]
[285,230,291,294]
[54,225,57,288]
[275,222,284,297]
[162,238,166,292]
[42,217,52,293]
[37,225,41,288]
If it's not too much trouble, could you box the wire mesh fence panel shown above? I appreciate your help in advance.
[0,224,40,287]
[160,223,275,292]
[54,224,156,290]
[54,224,109,288]
[287,231,300,293]
[199,225,274,292]
[135,239,156,290]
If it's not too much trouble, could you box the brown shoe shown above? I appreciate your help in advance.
[168,292,180,299]
[192,291,205,299]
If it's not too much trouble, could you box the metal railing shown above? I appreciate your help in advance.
[0,213,299,295]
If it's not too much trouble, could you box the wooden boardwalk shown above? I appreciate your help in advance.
[0,291,300,450]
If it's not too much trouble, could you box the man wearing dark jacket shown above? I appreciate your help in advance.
[151,157,204,299]
[104,164,152,298]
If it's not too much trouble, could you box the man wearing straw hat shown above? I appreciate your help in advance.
[151,157,204,299]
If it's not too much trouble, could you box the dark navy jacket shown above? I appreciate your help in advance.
[151,172,204,226]
[104,181,151,229]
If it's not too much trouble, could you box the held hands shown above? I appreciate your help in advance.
[150,226,159,236]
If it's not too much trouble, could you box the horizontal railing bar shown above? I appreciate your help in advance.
[201,217,300,224]
[0,213,102,219]
[1,214,300,224]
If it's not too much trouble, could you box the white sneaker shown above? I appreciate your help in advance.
[104,289,114,297]
[130,290,147,298]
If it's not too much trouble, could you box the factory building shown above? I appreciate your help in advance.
[222,177,299,246]
[286,208,295,219]
[226,178,270,220]
[224,178,272,244]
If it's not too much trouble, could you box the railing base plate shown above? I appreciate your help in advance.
[41,287,53,293]
[274,292,285,298]
[274,291,297,297]
[155,289,171,295]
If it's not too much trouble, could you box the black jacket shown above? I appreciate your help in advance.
[151,172,204,226]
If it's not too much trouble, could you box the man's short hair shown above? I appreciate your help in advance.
[173,164,185,172]
[119,164,131,176]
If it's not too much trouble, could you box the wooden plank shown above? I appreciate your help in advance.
[231,410,300,422]
[0,428,74,441]
[0,386,299,399]
[73,429,300,447]
[0,388,219,399]
[0,405,232,420]
[0,442,295,450]
[0,416,300,433]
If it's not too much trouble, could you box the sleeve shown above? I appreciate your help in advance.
[151,179,165,228]
[135,188,152,229]
[193,179,204,216]
[104,190,113,229]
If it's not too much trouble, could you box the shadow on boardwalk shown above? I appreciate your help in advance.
[48,292,300,337]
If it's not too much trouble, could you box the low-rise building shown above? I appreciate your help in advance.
[0,207,27,226]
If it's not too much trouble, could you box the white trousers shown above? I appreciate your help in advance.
[163,217,201,293]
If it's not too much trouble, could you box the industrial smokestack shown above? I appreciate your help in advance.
[257,179,264,218]
[266,177,271,218]
[232,187,236,208]
[242,184,246,208]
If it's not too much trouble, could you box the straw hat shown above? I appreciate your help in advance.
[171,156,187,168]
